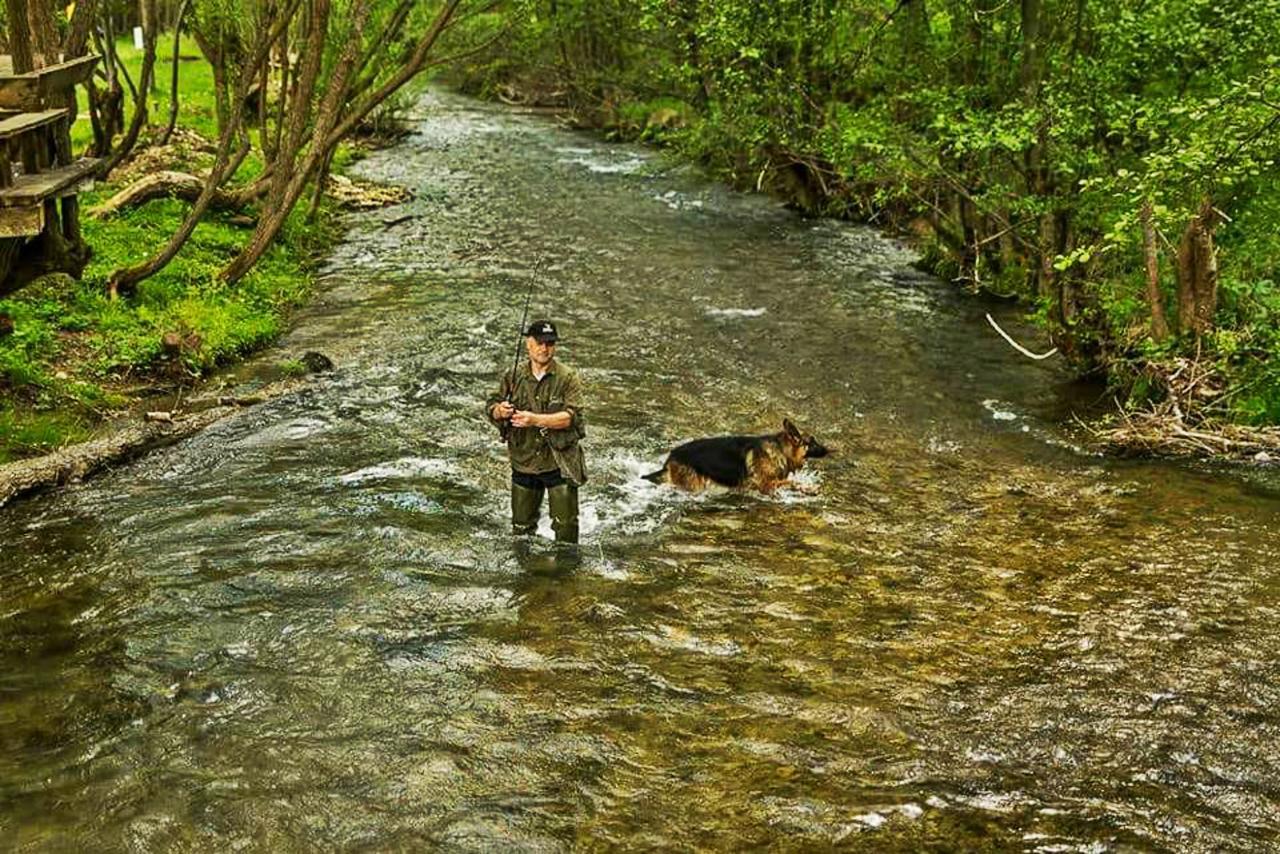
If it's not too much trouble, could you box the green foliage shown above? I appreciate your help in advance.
[75,200,316,377]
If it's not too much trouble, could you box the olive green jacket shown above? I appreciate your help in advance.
[486,358,587,485]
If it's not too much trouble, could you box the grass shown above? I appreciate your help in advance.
[0,38,347,463]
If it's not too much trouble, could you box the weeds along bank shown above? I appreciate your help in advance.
[452,0,1280,455]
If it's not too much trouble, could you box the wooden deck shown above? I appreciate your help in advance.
[0,203,42,238]
[0,51,99,281]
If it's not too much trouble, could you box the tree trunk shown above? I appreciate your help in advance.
[1020,0,1043,99]
[307,148,334,222]
[64,0,100,57]
[191,28,229,140]
[105,0,301,293]
[221,0,464,283]
[219,0,351,282]
[901,0,930,54]
[89,20,127,156]
[107,136,252,297]
[1138,198,1170,342]
[98,0,161,179]
[1175,198,1221,337]
[4,0,35,73]
[27,0,61,67]
[160,0,191,146]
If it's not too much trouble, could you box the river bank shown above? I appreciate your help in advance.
[1,87,1273,513]
[465,76,1280,465]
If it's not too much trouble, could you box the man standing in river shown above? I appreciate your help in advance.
[486,320,586,543]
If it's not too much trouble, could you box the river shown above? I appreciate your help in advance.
[2,89,1279,851]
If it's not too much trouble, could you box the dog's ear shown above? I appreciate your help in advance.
[782,418,801,441]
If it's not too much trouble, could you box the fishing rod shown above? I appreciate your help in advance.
[499,256,542,442]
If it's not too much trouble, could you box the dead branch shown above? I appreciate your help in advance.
[1087,355,1280,459]
[985,313,1059,360]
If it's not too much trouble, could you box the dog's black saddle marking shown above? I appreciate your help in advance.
[668,435,765,487]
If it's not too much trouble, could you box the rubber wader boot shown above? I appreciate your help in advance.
[547,483,579,543]
[511,484,542,536]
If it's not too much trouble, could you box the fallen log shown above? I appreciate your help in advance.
[0,376,308,508]
[90,171,256,219]
[0,407,232,508]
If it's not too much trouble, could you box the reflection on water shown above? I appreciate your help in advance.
[2,89,1279,850]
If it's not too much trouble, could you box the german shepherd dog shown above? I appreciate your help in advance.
[642,419,830,494]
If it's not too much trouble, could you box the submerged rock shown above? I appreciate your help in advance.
[301,351,335,373]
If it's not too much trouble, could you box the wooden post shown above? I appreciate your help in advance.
[55,117,80,244]
[35,126,51,170]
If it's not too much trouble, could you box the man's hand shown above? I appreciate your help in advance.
[510,409,540,428]
[491,401,516,421]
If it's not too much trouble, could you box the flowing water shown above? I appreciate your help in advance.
[2,90,1279,851]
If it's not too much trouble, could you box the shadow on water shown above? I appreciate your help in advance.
[2,88,1280,850]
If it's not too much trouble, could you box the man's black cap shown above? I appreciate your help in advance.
[525,319,559,342]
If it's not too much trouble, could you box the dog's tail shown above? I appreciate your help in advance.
[641,466,668,484]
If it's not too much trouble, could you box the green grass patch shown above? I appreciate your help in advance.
[0,408,91,464]
[277,358,309,378]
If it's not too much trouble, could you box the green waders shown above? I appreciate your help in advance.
[511,483,542,536]
[510,481,579,543]
[547,483,579,544]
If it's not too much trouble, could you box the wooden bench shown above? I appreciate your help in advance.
[0,53,101,277]
[0,108,67,140]
[0,157,97,204]
[0,55,99,111]
[0,109,68,188]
